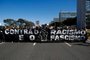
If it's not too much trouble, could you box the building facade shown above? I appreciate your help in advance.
[86,0,90,28]
[53,18,59,22]
[59,12,76,21]
[77,0,90,29]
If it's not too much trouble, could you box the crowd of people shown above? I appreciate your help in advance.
[0,25,88,43]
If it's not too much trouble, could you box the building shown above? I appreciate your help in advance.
[77,0,90,29]
[53,18,59,22]
[35,20,40,26]
[59,11,76,21]
[86,0,90,11]
[86,0,90,28]
[86,11,90,28]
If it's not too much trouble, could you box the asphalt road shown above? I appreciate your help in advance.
[0,42,90,60]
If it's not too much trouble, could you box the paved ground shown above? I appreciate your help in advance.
[0,42,90,60]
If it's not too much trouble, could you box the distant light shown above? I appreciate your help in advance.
[47,24,49,25]
[0,23,1,26]
[0,31,2,32]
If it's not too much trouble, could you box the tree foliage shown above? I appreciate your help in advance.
[3,18,35,29]
[17,18,35,28]
[62,17,77,26]
[49,17,77,27]
[4,19,15,26]
[49,22,63,27]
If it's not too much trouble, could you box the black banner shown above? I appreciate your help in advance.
[0,29,87,42]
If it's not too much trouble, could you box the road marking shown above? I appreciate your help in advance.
[65,42,72,47]
[33,43,36,46]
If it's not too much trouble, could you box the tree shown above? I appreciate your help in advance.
[62,17,77,26]
[3,19,16,28]
[3,18,35,29]
[4,19,15,26]
[49,21,63,27]
[17,18,35,28]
